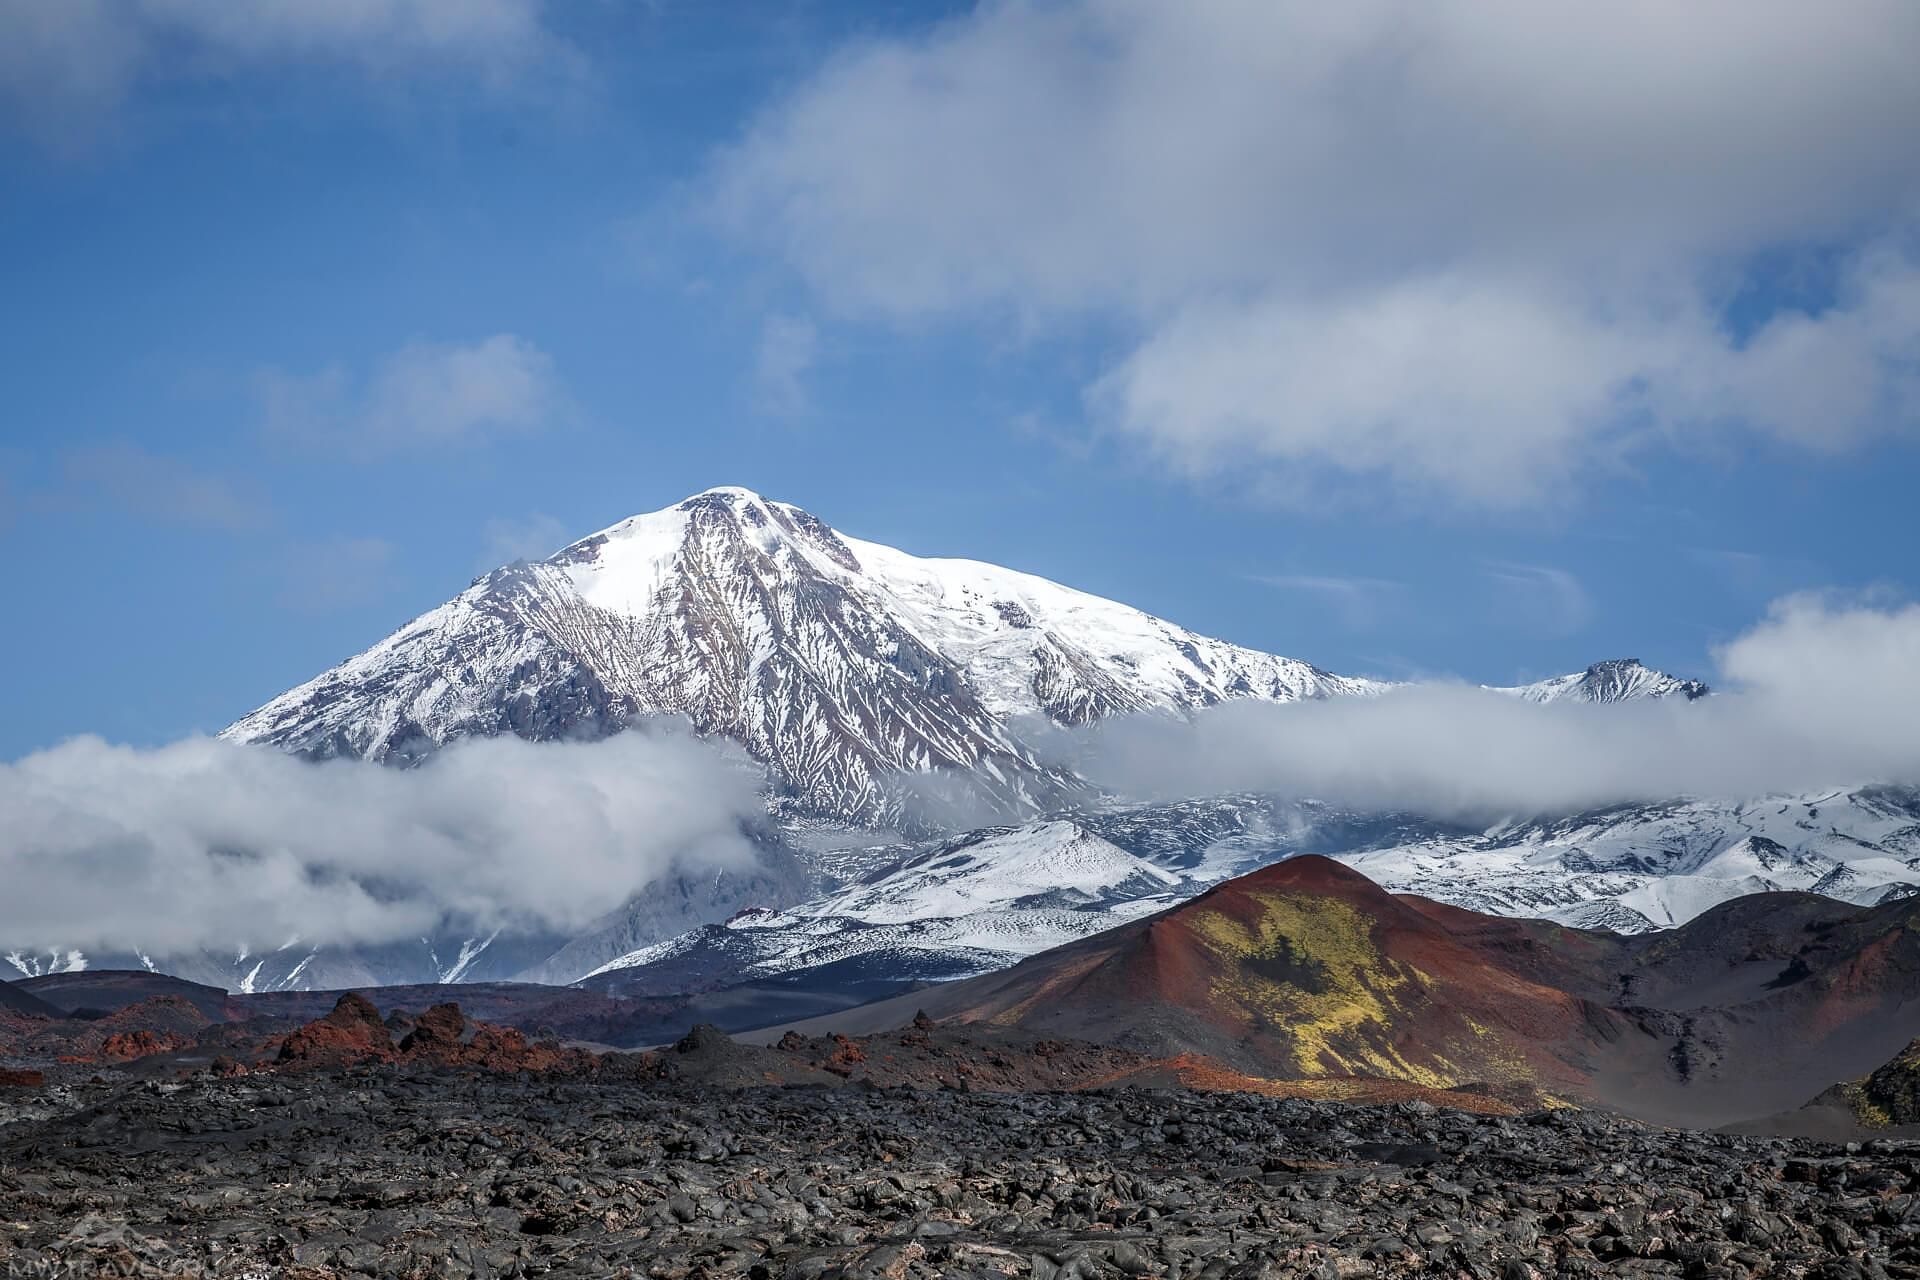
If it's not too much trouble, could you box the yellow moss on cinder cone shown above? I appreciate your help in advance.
[1183,891,1475,1086]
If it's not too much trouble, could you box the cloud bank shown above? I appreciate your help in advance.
[0,727,762,955]
[712,0,1920,507]
[1067,595,1920,818]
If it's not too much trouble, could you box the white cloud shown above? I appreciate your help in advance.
[1068,593,1920,818]
[0,0,576,146]
[752,313,819,417]
[0,728,762,954]
[261,334,565,455]
[62,442,271,531]
[481,512,568,566]
[711,0,1920,508]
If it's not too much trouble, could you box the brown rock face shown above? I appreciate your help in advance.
[0,1068,44,1088]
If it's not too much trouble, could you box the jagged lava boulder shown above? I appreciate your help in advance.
[276,993,395,1067]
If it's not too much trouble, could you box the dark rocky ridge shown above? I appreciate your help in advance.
[0,976,61,1019]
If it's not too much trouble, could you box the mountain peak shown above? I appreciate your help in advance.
[227,492,1379,825]
[674,484,788,515]
[1495,658,1710,705]
[1229,853,1383,898]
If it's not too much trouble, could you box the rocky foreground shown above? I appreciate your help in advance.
[3,1064,1918,1280]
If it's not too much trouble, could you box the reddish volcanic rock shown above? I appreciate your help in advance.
[273,995,600,1076]
[897,1010,936,1048]
[5,994,218,1067]
[399,1002,467,1054]
[97,995,214,1033]
[277,993,396,1068]
[98,1029,195,1062]
[821,1033,867,1077]
[459,1025,591,1074]
[0,1068,44,1088]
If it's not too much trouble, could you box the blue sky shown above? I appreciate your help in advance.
[2,0,1917,758]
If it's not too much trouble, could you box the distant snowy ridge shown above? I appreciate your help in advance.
[1493,657,1710,705]
[1337,786,1920,930]
[578,786,1920,994]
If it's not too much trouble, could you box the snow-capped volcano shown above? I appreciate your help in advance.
[224,486,1378,825]
[173,484,1787,997]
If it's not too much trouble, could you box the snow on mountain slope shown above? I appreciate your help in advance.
[831,533,1376,725]
[812,821,1180,923]
[579,820,1192,989]
[1336,786,1920,931]
[1494,658,1710,704]
[224,486,1379,826]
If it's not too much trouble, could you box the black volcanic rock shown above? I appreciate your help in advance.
[0,1069,1911,1278]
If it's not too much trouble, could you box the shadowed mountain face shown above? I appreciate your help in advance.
[13,971,233,1021]
[756,856,1920,1127]
[0,976,61,1019]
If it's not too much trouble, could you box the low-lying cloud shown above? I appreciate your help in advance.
[1066,595,1920,818]
[0,726,763,956]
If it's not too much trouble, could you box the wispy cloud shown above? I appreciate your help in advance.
[1250,573,1403,628]
[1482,560,1593,636]
[280,536,398,613]
[0,0,582,150]
[61,441,271,532]
[752,313,819,417]
[260,334,566,457]
[481,512,568,567]
[1682,545,1830,598]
